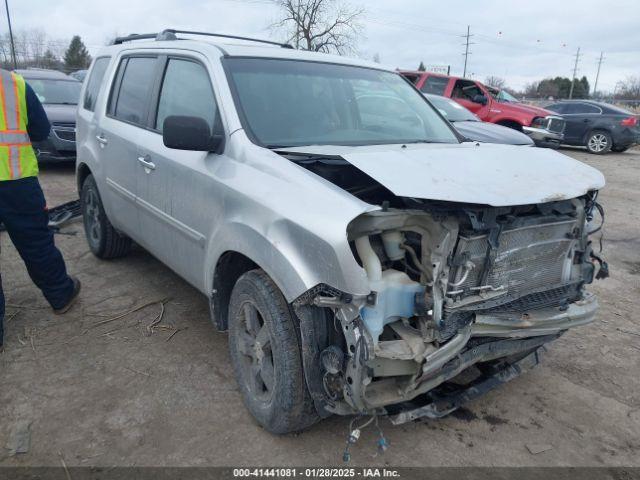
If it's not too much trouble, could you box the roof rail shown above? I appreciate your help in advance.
[159,29,294,49]
[112,29,294,49]
[112,33,160,45]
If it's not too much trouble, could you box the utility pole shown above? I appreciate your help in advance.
[593,51,605,98]
[4,0,17,70]
[568,46,581,99]
[461,25,474,78]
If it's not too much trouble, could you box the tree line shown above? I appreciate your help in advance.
[3,0,638,102]
[0,29,91,73]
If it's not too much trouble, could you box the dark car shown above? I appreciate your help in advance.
[545,100,640,154]
[70,70,88,82]
[425,94,534,146]
[16,69,81,162]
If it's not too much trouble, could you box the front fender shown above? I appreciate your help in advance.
[204,219,371,303]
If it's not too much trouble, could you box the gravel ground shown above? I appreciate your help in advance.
[0,147,638,467]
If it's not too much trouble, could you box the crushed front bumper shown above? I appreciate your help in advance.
[361,293,598,411]
[388,345,545,424]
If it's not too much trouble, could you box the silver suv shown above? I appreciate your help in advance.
[76,30,607,434]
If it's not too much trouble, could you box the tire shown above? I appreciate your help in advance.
[611,145,629,153]
[228,269,318,434]
[586,130,612,154]
[80,174,132,259]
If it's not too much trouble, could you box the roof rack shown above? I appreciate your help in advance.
[112,29,294,49]
[112,33,160,45]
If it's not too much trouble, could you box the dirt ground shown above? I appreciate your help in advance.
[0,147,639,467]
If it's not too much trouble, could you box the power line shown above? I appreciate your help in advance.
[568,46,582,99]
[593,51,605,97]
[461,25,474,78]
[4,0,17,69]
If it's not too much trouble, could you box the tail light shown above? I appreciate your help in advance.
[621,116,638,127]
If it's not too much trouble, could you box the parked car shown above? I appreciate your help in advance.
[70,69,88,82]
[544,100,640,154]
[425,94,534,145]
[401,70,565,148]
[76,30,607,434]
[17,68,81,162]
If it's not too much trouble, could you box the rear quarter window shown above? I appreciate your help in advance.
[83,57,111,112]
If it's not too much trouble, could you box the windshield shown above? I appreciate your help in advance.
[488,86,518,103]
[26,79,82,105]
[426,94,478,122]
[225,58,459,148]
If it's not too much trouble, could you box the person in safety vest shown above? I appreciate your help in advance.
[0,69,80,349]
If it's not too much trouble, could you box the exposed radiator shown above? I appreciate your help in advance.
[450,219,577,301]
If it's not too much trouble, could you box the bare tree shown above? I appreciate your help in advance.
[484,75,506,89]
[615,76,640,100]
[272,0,364,55]
[0,29,69,70]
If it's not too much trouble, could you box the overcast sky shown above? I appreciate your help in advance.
[9,0,640,91]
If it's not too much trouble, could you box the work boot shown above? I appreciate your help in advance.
[54,277,81,314]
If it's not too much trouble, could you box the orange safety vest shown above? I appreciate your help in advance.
[0,70,38,181]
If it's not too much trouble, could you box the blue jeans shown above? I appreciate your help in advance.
[0,177,74,345]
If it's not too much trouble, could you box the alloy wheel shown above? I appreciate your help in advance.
[83,188,102,247]
[235,301,275,402]
[588,133,609,153]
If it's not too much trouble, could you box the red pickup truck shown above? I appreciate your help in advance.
[400,71,565,148]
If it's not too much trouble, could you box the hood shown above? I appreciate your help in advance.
[279,143,605,207]
[499,101,554,118]
[453,120,534,145]
[42,104,78,124]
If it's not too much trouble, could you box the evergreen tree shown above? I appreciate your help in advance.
[418,61,426,71]
[41,50,61,70]
[64,36,92,71]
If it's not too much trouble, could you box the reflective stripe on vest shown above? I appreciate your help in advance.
[0,70,38,181]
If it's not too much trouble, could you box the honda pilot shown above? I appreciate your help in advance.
[76,30,607,434]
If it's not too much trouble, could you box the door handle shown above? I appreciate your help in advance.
[137,156,156,170]
[96,134,108,145]
[583,119,591,123]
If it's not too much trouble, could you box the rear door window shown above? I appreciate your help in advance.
[111,56,158,126]
[83,57,110,111]
[155,58,218,133]
[420,76,449,95]
[545,103,566,114]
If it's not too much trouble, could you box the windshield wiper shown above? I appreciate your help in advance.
[266,144,294,150]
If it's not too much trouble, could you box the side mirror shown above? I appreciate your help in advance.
[162,115,223,152]
[472,94,488,105]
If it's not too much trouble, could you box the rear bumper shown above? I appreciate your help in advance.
[612,130,640,149]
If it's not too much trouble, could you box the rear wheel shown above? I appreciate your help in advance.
[81,174,131,259]
[228,269,318,434]
[586,130,612,154]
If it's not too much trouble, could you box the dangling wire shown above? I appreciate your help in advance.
[342,415,387,462]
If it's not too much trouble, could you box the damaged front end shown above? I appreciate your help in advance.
[293,191,607,423]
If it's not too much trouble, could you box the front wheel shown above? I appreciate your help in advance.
[228,269,318,434]
[586,130,612,154]
[81,174,132,259]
